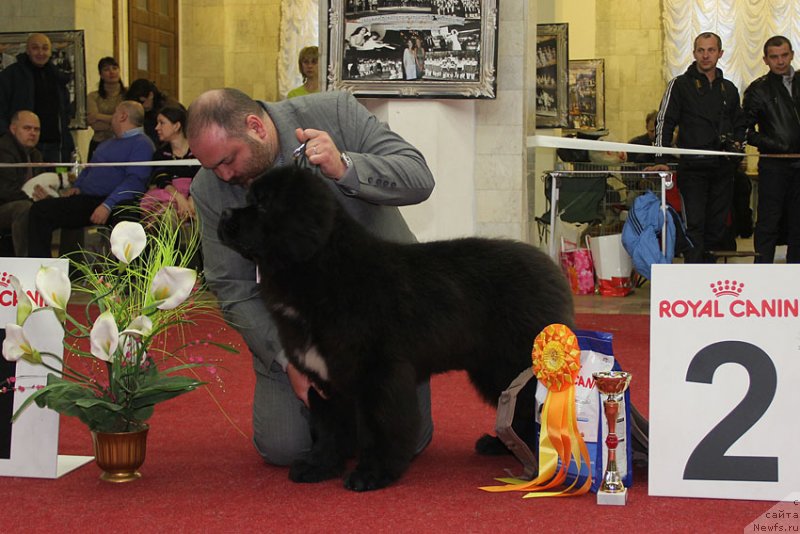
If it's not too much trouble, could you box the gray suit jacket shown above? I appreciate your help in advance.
[191,91,435,371]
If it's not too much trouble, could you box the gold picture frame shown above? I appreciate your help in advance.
[568,58,605,130]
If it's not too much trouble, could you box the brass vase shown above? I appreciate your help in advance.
[90,425,149,483]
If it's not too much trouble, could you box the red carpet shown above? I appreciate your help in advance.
[0,313,775,532]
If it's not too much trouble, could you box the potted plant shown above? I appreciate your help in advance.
[1,214,233,482]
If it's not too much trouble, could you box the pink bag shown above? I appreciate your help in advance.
[140,177,193,214]
[559,237,595,295]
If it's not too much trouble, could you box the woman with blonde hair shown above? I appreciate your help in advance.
[287,46,319,99]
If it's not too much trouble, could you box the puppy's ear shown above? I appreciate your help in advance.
[267,167,338,264]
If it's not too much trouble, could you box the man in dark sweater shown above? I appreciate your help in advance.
[27,101,153,258]
[0,33,75,164]
[0,110,43,255]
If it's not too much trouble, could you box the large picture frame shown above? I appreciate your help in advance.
[535,23,568,128]
[568,58,604,130]
[323,0,498,98]
[0,30,87,130]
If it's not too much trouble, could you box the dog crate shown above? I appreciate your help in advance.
[537,162,676,260]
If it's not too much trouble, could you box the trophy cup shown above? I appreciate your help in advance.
[592,371,632,505]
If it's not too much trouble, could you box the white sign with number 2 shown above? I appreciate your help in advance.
[649,264,800,501]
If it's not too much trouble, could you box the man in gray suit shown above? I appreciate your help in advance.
[187,88,435,467]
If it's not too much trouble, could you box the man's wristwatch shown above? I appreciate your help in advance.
[340,152,353,170]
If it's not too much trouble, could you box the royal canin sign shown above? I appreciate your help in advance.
[658,279,799,319]
[0,271,46,308]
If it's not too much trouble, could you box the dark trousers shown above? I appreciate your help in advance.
[678,159,735,263]
[27,195,139,258]
[754,159,800,263]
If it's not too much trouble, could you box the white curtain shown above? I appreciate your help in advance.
[663,0,800,90]
[278,0,320,99]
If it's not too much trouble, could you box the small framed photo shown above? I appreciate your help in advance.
[0,30,87,129]
[568,58,605,130]
[535,23,569,128]
[323,0,499,98]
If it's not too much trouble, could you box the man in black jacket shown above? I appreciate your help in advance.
[742,35,800,264]
[652,32,745,263]
[0,110,43,256]
[0,33,75,164]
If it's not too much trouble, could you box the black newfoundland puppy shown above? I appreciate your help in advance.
[218,166,575,491]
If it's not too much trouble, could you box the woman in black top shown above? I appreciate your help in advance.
[140,104,198,219]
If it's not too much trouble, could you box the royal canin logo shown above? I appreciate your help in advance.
[659,279,798,318]
[0,271,46,308]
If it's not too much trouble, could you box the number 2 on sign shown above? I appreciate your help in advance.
[682,340,778,482]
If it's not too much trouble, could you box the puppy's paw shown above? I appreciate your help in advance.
[343,466,397,492]
[474,433,512,456]
[288,459,343,483]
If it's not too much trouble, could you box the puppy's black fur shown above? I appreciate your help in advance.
[218,166,575,491]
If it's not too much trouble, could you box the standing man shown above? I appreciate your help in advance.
[27,101,153,258]
[742,35,800,264]
[653,32,745,262]
[0,33,75,164]
[186,88,435,467]
[0,110,43,256]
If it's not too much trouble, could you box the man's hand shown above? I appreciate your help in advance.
[644,164,671,172]
[295,127,348,180]
[61,187,80,197]
[31,184,52,201]
[286,361,312,406]
[90,204,111,225]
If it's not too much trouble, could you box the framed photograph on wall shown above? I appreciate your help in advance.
[322,0,498,98]
[568,58,604,130]
[0,30,87,130]
[535,23,568,128]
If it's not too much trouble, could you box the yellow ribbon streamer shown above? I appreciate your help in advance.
[480,323,592,497]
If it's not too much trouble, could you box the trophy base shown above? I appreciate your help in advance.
[597,487,628,506]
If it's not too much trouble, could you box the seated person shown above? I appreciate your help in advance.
[126,79,181,146]
[0,110,43,256]
[140,104,198,220]
[27,101,154,258]
[628,110,679,165]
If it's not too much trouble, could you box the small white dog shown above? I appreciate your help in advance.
[21,172,70,199]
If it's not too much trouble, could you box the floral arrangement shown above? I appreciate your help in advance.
[1,214,233,433]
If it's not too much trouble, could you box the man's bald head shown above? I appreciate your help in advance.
[9,110,41,149]
[186,88,264,141]
[26,33,52,68]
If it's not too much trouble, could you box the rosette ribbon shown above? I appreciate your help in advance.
[480,323,592,497]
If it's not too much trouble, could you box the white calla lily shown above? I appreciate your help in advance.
[121,315,153,338]
[110,221,147,264]
[90,311,119,362]
[35,266,71,311]
[9,275,33,325]
[151,267,196,310]
[2,323,39,364]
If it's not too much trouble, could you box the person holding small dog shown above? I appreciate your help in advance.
[186,88,435,468]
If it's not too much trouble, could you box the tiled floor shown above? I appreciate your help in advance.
[574,283,651,315]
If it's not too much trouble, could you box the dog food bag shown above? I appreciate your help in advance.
[534,329,633,492]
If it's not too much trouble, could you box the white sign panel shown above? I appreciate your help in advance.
[0,258,92,478]
[649,264,800,501]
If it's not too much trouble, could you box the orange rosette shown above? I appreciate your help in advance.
[481,323,592,498]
